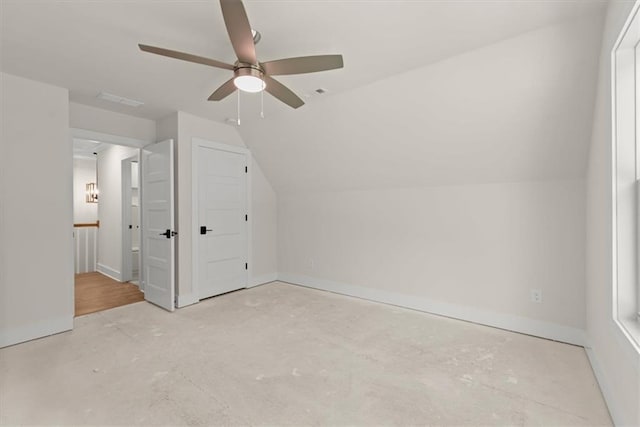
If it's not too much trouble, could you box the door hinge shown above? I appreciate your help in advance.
[245,263,248,270]
[245,166,248,173]
[245,214,248,221]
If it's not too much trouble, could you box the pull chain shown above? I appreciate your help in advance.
[237,90,241,126]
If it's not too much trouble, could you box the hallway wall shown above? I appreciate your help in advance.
[0,72,73,347]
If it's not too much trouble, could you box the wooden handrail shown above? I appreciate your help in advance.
[74,221,99,228]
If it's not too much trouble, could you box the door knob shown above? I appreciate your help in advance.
[200,226,212,235]
[159,229,177,238]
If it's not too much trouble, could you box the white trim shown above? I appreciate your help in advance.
[584,346,623,427]
[191,141,199,301]
[279,273,586,346]
[247,155,253,291]
[611,0,640,353]
[191,138,251,302]
[191,138,250,155]
[70,128,148,148]
[137,148,145,292]
[0,315,73,348]
[248,273,278,288]
[177,292,199,308]
[96,263,122,282]
[121,155,137,284]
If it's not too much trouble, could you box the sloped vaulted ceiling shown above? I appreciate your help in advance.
[0,0,606,193]
[239,11,605,193]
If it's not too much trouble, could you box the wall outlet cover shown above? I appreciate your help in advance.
[530,289,542,303]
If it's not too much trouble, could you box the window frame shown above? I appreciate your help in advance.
[611,0,640,353]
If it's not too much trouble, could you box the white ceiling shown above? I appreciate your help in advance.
[0,0,606,124]
[72,138,109,160]
[2,0,607,191]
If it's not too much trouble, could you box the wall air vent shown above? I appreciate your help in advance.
[97,92,144,107]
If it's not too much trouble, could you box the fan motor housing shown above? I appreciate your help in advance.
[234,62,264,79]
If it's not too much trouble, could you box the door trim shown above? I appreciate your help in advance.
[121,154,140,285]
[71,128,148,149]
[70,128,148,323]
[191,138,251,304]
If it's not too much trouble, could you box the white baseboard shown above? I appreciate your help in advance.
[175,274,277,309]
[278,273,586,346]
[248,273,278,288]
[0,315,73,348]
[97,263,122,282]
[584,345,624,426]
[176,292,199,308]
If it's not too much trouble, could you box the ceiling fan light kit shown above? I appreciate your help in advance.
[138,0,343,111]
[233,65,266,93]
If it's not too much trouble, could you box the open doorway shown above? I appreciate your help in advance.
[72,131,145,316]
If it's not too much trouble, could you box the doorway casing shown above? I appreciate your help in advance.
[71,128,169,316]
[190,138,252,305]
[121,154,141,286]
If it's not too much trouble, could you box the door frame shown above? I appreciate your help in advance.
[121,154,140,286]
[191,137,252,302]
[70,128,148,321]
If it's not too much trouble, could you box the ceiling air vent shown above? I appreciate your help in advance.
[97,92,144,107]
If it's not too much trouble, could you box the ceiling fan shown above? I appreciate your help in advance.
[139,0,344,109]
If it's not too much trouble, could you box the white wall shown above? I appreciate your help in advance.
[73,158,99,275]
[0,73,73,347]
[73,158,97,223]
[155,112,178,143]
[164,112,278,304]
[241,12,604,193]
[96,144,138,280]
[585,1,640,425]
[69,102,156,143]
[250,159,277,286]
[241,12,603,347]
[74,227,97,274]
[278,180,586,343]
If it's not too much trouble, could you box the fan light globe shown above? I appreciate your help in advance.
[234,75,266,93]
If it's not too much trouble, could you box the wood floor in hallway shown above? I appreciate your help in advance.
[75,272,144,316]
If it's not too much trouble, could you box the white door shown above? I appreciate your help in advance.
[194,140,248,299]
[141,139,175,311]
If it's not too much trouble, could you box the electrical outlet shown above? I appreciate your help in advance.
[530,289,542,303]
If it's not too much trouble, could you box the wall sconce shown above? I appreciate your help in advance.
[86,183,99,203]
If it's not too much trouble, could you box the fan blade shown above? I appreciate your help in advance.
[262,55,344,76]
[139,44,234,70]
[219,0,257,64]
[264,76,304,109]
[208,78,237,101]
